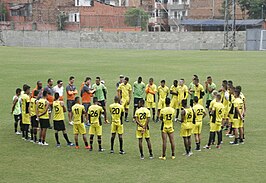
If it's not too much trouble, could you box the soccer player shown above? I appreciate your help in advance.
[117,77,132,122]
[227,86,235,137]
[21,85,31,141]
[135,99,153,160]
[170,80,179,121]
[204,94,224,149]
[192,96,206,151]
[29,90,39,143]
[188,75,198,107]
[220,80,230,132]
[236,85,247,139]
[66,76,78,126]
[53,92,74,147]
[145,78,157,122]
[11,88,22,135]
[230,89,245,145]
[92,76,108,123]
[44,78,54,122]
[53,80,64,101]
[180,100,194,156]
[36,90,50,146]
[205,76,216,110]
[88,97,107,152]
[159,98,175,160]
[176,79,188,119]
[156,80,169,122]
[72,96,89,149]
[133,76,145,119]
[109,96,125,154]
[31,81,43,99]
[116,75,124,88]
[192,77,205,106]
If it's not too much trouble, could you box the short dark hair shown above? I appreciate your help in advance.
[33,90,39,97]
[75,96,80,103]
[223,80,228,84]
[235,90,240,96]
[37,81,42,85]
[165,97,170,105]
[149,78,153,82]
[23,84,30,92]
[57,80,63,85]
[161,80,165,83]
[228,80,233,85]
[216,93,221,100]
[47,78,53,83]
[43,90,48,97]
[138,76,142,80]
[235,85,242,92]
[69,76,75,80]
[85,77,91,82]
[96,76,100,80]
[16,88,21,94]
[125,77,129,81]
[114,96,119,103]
[194,96,199,103]
[139,99,145,106]
[194,78,199,82]
[193,75,198,79]
[93,97,98,103]
[207,76,212,79]
[54,92,60,100]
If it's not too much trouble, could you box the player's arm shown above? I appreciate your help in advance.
[144,116,150,130]
[61,101,67,112]
[35,101,39,119]
[117,86,122,99]
[11,97,18,114]
[128,89,132,105]
[235,106,244,120]
[135,116,144,128]
[184,87,188,99]
[170,89,178,96]
[180,109,186,123]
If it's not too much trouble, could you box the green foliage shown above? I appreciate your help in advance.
[238,0,266,19]
[57,12,68,31]
[124,8,149,31]
[0,3,7,21]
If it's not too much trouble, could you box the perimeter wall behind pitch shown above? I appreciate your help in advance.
[1,30,246,50]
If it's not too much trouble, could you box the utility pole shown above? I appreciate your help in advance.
[223,0,236,50]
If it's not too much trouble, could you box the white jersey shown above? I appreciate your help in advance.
[53,85,64,97]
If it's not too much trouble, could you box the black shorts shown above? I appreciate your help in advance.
[53,120,66,131]
[21,124,29,131]
[40,119,50,129]
[98,100,105,108]
[134,98,143,107]
[31,115,39,128]
[206,100,212,109]
[67,100,75,112]
[82,103,91,113]
[14,114,22,123]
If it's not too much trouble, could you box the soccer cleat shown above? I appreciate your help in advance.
[67,142,75,146]
[216,145,221,149]
[203,145,211,149]
[29,139,34,143]
[171,156,176,160]
[189,152,193,156]
[159,156,166,160]
[182,152,188,156]
[125,118,129,122]
[230,141,239,145]
[140,156,144,160]
[149,155,154,159]
[110,150,114,154]
[85,146,90,149]
[56,144,61,148]
[195,148,201,152]
[119,150,125,155]
[38,142,42,145]
[240,141,245,145]
[75,146,80,149]
[220,141,223,144]
[22,137,26,140]
[98,148,105,152]
[229,135,235,138]
[69,121,74,126]
[15,131,22,135]
[42,142,49,146]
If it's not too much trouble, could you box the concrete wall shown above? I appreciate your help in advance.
[1,30,246,50]
[246,29,266,51]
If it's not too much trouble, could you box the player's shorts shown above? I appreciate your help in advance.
[210,122,221,132]
[40,119,50,129]
[73,123,86,135]
[121,98,130,109]
[180,128,192,137]
[158,100,166,110]
[193,122,202,134]
[67,100,75,112]
[53,120,66,131]
[136,129,150,139]
[206,100,212,109]
[162,126,174,134]
[223,108,229,119]
[134,98,143,107]
[14,114,22,123]
[22,114,31,125]
[146,101,156,109]
[89,123,102,136]
[31,115,39,128]
[170,98,178,109]
[111,122,124,134]
[82,103,91,113]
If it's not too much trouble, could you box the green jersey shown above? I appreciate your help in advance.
[133,81,145,99]
[12,95,21,115]
[188,82,195,99]
[92,83,107,101]
[206,82,216,101]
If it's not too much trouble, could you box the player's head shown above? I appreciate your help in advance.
[85,77,91,85]
[69,76,75,84]
[33,90,39,98]
[207,76,212,84]
[119,75,124,82]
[54,92,60,100]
[160,80,165,87]
[212,90,218,98]
[93,97,98,104]
[234,89,240,98]
[181,99,187,108]
[165,97,171,106]
[138,76,142,83]
[114,96,119,103]
[222,80,228,87]
[193,78,199,85]
[16,88,22,95]
[74,96,80,104]
[192,75,198,80]
[42,90,48,98]
[179,79,184,85]
[216,93,221,102]
[124,77,129,84]
[173,80,178,87]
[235,85,242,92]
[57,80,63,88]
[37,81,42,89]
[228,80,233,88]
[194,96,199,104]
[149,78,153,85]
[47,78,53,87]
[23,84,31,95]
[229,86,235,94]
[138,99,145,107]
[96,76,101,85]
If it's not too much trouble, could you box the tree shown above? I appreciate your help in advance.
[238,0,266,19]
[0,3,7,21]
[57,12,68,31]
[124,8,149,31]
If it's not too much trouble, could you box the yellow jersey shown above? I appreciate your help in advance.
[109,103,124,124]
[72,104,85,124]
[160,107,175,128]
[212,102,224,123]
[240,92,246,103]
[221,90,229,109]
[194,84,204,99]
[88,104,104,125]
[170,85,178,100]
[118,83,132,99]
[158,85,169,101]
[38,98,49,119]
[228,94,235,115]
[135,107,151,130]
[181,107,194,129]
[30,97,37,116]
[53,100,65,121]
[145,84,157,103]
[233,98,244,120]
[193,103,206,123]
[177,85,188,101]
[21,94,30,124]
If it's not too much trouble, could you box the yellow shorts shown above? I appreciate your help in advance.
[136,129,150,139]
[210,122,221,132]
[170,98,179,109]
[89,123,102,136]
[73,123,86,135]
[111,122,124,134]
[193,122,202,134]
[146,102,156,109]
[232,119,243,128]
[180,128,192,137]
[162,126,174,134]
[121,98,129,109]
[158,100,166,109]
[22,114,31,125]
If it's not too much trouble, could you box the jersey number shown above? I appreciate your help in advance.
[112,108,120,114]
[91,110,99,117]
[187,112,192,119]
[218,109,223,115]
[74,108,79,115]
[139,113,146,120]
[197,109,204,115]
[38,103,44,109]
[54,106,59,113]
[166,114,172,120]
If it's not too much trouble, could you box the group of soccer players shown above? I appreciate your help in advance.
[11,74,246,159]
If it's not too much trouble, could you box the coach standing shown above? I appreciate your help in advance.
[66,76,78,126]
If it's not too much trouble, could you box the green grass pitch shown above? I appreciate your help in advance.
[0,47,266,183]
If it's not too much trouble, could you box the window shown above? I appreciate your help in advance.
[75,0,91,6]
[174,11,178,18]
[69,13,80,22]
